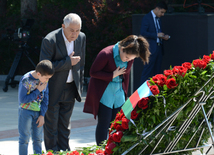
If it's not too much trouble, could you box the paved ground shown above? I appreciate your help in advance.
[0,77,214,155]
[0,80,97,155]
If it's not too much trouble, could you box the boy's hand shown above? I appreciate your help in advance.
[37,82,47,92]
[36,115,44,127]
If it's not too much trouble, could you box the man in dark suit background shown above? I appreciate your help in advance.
[140,1,169,85]
[39,13,86,152]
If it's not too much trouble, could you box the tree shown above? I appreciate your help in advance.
[0,0,7,17]
[21,0,37,18]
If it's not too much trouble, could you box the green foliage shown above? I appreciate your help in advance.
[5,0,20,16]
[108,56,214,154]
[0,0,156,76]
[34,145,105,155]
[1,0,214,76]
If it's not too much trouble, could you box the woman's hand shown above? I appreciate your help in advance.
[113,67,126,78]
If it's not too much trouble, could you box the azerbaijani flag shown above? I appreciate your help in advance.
[122,81,153,119]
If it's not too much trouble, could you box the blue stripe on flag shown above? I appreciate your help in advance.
[137,81,153,99]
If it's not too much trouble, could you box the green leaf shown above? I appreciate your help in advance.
[151,115,156,123]
[201,70,207,75]
[121,135,138,142]
[154,108,160,115]
[163,85,168,91]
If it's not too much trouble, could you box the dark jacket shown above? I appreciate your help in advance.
[40,28,86,105]
[83,45,134,119]
[140,11,164,55]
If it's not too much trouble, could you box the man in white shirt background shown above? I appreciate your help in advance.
[140,1,170,85]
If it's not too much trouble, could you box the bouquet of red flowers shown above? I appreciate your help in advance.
[104,52,214,155]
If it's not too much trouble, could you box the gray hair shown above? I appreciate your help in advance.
[63,13,82,28]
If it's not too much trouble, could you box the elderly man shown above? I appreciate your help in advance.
[40,13,86,152]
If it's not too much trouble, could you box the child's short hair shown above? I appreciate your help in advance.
[36,60,55,76]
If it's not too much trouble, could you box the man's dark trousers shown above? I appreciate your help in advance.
[140,44,163,85]
[44,82,77,152]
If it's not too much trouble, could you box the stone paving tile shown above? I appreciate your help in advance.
[0,126,96,155]
[0,118,97,140]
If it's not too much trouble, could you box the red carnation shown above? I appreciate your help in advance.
[158,75,167,86]
[115,111,125,120]
[211,51,214,60]
[96,150,104,154]
[182,62,192,70]
[150,85,160,95]
[166,78,178,89]
[178,66,187,77]
[108,134,114,144]
[152,76,158,83]
[69,151,80,155]
[152,74,167,86]
[105,142,117,154]
[173,66,187,77]
[121,118,129,129]
[138,97,149,109]
[115,113,120,120]
[116,125,124,131]
[202,55,211,63]
[113,121,120,130]
[131,108,139,119]
[172,66,179,76]
[146,80,151,87]
[164,69,173,77]
[193,59,207,69]
[112,131,123,142]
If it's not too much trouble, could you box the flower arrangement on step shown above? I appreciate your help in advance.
[104,52,214,155]
[38,146,105,155]
[39,52,214,155]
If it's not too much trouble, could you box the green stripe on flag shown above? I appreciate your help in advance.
[121,81,152,119]
[122,98,133,119]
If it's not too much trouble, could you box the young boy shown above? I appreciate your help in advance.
[18,60,54,155]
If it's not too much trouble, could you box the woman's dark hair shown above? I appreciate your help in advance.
[36,59,55,76]
[119,35,151,64]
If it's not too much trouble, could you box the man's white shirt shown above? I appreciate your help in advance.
[62,30,74,83]
[151,10,161,43]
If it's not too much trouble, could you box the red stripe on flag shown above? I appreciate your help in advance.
[129,90,140,109]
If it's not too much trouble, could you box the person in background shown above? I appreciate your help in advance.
[18,60,54,155]
[83,35,151,145]
[140,1,170,85]
[39,13,86,152]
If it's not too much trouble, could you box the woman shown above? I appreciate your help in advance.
[83,35,151,145]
